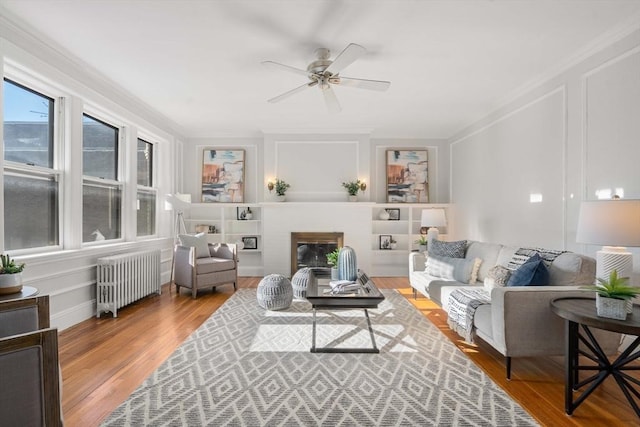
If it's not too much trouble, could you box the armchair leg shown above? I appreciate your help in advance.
[413,288,417,299]
[192,287,197,299]
[506,356,512,380]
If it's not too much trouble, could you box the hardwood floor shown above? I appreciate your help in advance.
[58,277,637,426]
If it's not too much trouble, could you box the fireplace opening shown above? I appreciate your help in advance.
[291,232,344,277]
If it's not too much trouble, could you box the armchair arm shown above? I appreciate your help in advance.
[174,245,196,286]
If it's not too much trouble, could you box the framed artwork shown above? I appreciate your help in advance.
[386,150,428,203]
[242,236,258,250]
[379,234,392,250]
[386,208,400,221]
[201,149,245,203]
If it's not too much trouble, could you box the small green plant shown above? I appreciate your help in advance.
[582,270,640,300]
[274,178,290,196]
[414,235,428,245]
[342,180,362,196]
[0,254,25,274]
[326,248,341,267]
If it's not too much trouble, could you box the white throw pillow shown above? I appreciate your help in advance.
[425,255,482,284]
[178,233,211,258]
[484,265,512,292]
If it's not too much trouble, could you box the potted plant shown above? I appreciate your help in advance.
[326,248,341,280]
[582,269,640,320]
[0,253,26,295]
[342,180,362,202]
[274,178,290,202]
[415,235,428,252]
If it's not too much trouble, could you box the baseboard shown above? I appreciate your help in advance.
[50,299,96,331]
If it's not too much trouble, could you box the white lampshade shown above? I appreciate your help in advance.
[577,200,640,288]
[576,200,640,247]
[421,209,447,228]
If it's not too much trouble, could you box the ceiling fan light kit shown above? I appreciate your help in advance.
[262,43,390,112]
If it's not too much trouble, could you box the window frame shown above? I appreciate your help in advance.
[2,76,63,254]
[81,111,124,245]
[136,137,157,238]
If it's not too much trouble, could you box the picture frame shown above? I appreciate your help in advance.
[386,150,429,203]
[385,208,400,221]
[237,207,247,220]
[201,149,245,203]
[379,234,392,250]
[242,236,258,250]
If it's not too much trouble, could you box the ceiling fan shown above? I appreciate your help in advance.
[262,43,391,113]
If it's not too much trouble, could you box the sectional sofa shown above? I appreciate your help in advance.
[409,241,621,379]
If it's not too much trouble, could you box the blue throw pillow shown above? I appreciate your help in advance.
[507,253,550,286]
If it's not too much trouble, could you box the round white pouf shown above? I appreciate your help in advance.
[291,267,316,299]
[257,274,293,310]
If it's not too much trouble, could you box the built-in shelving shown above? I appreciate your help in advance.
[178,202,452,277]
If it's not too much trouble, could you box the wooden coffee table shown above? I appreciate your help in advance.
[306,271,385,353]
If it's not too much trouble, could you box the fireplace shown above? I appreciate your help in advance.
[291,232,344,276]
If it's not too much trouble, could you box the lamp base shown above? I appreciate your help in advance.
[596,246,632,282]
[427,227,439,251]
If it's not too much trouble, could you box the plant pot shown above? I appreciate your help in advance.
[596,294,628,320]
[276,195,286,202]
[331,267,339,280]
[390,243,397,250]
[348,195,357,202]
[245,213,253,220]
[419,244,427,252]
[0,272,23,295]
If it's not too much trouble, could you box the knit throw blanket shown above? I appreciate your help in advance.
[447,288,491,343]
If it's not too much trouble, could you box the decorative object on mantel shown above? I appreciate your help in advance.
[421,208,447,250]
[326,248,341,280]
[582,269,640,320]
[0,253,25,295]
[342,179,363,202]
[337,246,357,281]
[269,178,290,202]
[386,149,429,203]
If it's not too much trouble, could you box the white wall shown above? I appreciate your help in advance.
[449,28,640,281]
[1,14,182,330]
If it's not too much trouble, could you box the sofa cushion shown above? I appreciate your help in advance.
[429,240,467,258]
[178,233,210,258]
[507,253,550,286]
[465,241,503,282]
[484,265,512,291]
[196,257,235,274]
[426,255,481,284]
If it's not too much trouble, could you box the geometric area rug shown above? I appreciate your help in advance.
[101,289,538,426]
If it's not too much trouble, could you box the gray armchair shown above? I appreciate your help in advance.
[174,243,238,298]
[0,328,62,426]
[0,295,50,337]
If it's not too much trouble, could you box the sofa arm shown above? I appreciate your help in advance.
[409,252,426,275]
[486,286,620,357]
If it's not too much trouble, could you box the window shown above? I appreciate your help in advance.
[136,139,156,236]
[82,114,121,242]
[3,79,59,250]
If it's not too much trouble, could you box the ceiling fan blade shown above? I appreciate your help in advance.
[322,85,341,113]
[335,76,391,91]
[267,81,317,103]
[261,61,309,77]
[324,43,366,75]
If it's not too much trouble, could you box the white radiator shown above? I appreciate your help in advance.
[96,249,161,318]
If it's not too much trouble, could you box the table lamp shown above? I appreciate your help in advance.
[420,208,447,250]
[576,199,640,283]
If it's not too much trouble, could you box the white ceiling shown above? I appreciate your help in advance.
[2,0,640,139]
